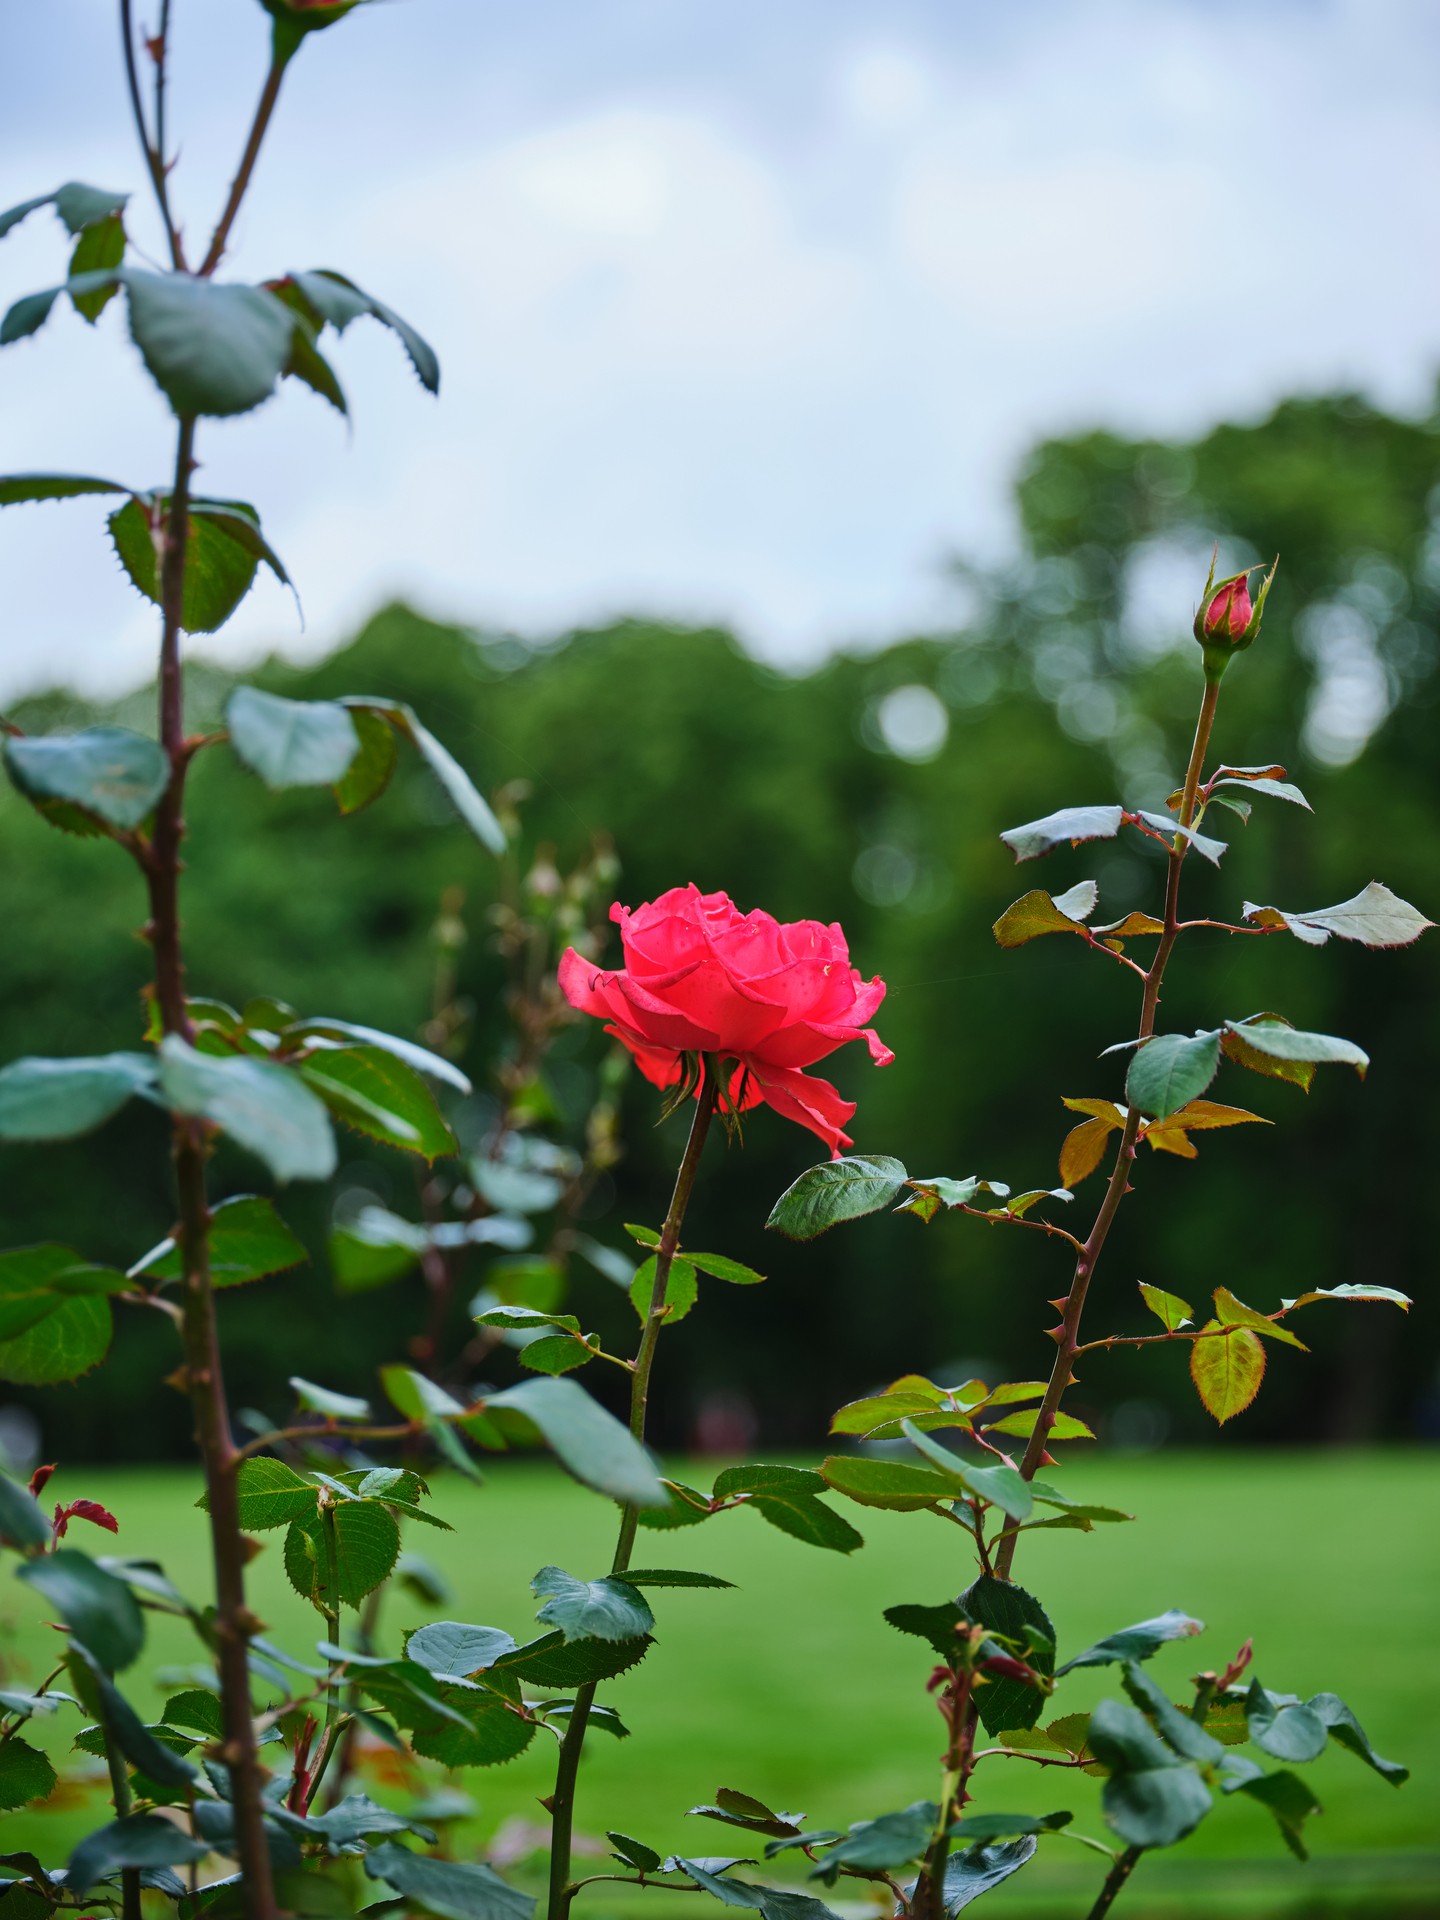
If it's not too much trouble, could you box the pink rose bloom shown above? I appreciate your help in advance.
[559,885,893,1156]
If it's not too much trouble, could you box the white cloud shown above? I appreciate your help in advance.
[0,0,1436,703]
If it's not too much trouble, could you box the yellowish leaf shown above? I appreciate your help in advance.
[1191,1322,1266,1423]
[1060,1117,1117,1186]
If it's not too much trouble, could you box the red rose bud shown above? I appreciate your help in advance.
[1192,553,1278,674]
[1204,575,1252,640]
[981,1653,1038,1684]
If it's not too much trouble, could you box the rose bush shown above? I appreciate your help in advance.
[558,883,892,1152]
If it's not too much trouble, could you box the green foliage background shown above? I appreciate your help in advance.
[3,393,1438,1460]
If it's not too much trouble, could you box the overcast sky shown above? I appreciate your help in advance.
[2,0,1437,703]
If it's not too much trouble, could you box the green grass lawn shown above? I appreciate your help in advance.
[2,1451,1437,1917]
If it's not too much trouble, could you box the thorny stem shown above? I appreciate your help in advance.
[914,1659,977,1920]
[993,670,1222,1584]
[1086,1846,1143,1918]
[301,1497,345,1813]
[146,417,276,1920]
[119,0,184,268]
[200,51,288,276]
[547,1068,722,1920]
[101,1718,142,1920]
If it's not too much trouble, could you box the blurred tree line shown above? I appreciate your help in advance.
[3,390,1438,1461]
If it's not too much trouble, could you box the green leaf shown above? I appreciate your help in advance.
[484,1377,667,1507]
[329,1206,426,1292]
[67,1814,210,1897]
[1120,1661,1223,1764]
[948,1813,1071,1847]
[0,1738,55,1810]
[958,1577,1055,1733]
[691,1795,801,1840]
[1307,1691,1409,1784]
[766,1155,909,1240]
[0,1464,51,1551]
[1217,1014,1315,1091]
[1208,764,1308,803]
[532,1566,655,1642]
[1104,1764,1211,1848]
[68,213,126,320]
[208,1457,317,1532]
[897,1175,1010,1223]
[284,1018,471,1095]
[812,1801,936,1878]
[942,1837,1039,1910]
[0,1292,112,1385]
[1138,1282,1192,1331]
[984,1408,1094,1443]
[0,1051,155,1142]
[477,1306,581,1335]
[334,704,397,812]
[1281,1283,1410,1313]
[125,271,299,417]
[1027,1480,1132,1528]
[899,1424,1034,1520]
[226,687,359,788]
[1242,881,1432,949]
[67,1646,196,1789]
[130,1193,307,1289]
[1244,1682,1327,1764]
[635,1479,714,1531]
[108,494,288,635]
[1000,804,1124,862]
[382,1365,466,1423]
[290,1377,370,1420]
[471,1159,563,1214]
[1131,808,1227,866]
[821,1455,955,1512]
[342,698,503,852]
[713,1464,826,1498]
[630,1254,698,1322]
[3,726,167,834]
[1222,1016,1367,1080]
[18,1550,144,1671]
[498,1631,651,1689]
[161,1689,224,1738]
[992,883,1098,948]
[308,1792,439,1850]
[0,1245,118,1341]
[299,1045,455,1160]
[1234,1770,1322,1861]
[1057,1610,1204,1676]
[159,1035,337,1181]
[519,1334,594,1375]
[407,1621,517,1678]
[284,270,440,394]
[0,472,129,505]
[750,1492,863,1554]
[609,1833,664,1872]
[1088,1702,1212,1848]
[0,182,128,241]
[1190,1322,1266,1424]
[624,1568,734,1589]
[285,1500,400,1611]
[1125,1031,1222,1120]
[883,1600,968,1660]
[686,1251,765,1285]
[1213,1286,1306,1351]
